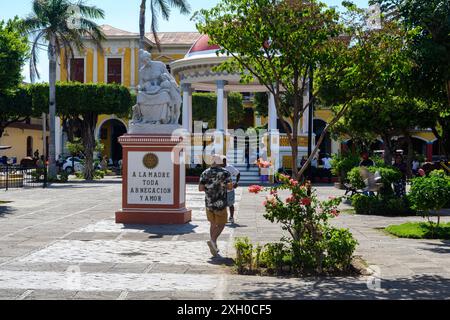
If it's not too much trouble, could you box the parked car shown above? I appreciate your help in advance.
[63,157,101,174]
[62,157,83,174]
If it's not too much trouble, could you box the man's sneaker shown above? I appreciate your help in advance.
[229,217,235,224]
[207,240,218,257]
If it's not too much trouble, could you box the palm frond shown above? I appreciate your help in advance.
[29,30,46,82]
[154,0,171,20]
[168,0,191,15]
[150,0,162,51]
[76,1,106,19]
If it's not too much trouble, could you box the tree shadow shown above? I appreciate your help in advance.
[229,275,450,300]
[419,241,450,254]
[0,202,15,218]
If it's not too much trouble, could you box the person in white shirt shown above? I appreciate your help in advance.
[322,154,333,183]
[223,157,240,224]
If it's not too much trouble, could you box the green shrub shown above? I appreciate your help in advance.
[331,153,360,181]
[408,171,450,226]
[351,194,412,216]
[58,171,69,183]
[234,237,254,273]
[324,227,359,271]
[260,242,289,273]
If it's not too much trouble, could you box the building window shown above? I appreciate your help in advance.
[70,58,85,83]
[27,136,33,157]
[107,58,122,84]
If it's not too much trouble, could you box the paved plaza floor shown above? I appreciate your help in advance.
[0,180,449,300]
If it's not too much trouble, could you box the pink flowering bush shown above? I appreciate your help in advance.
[240,174,358,275]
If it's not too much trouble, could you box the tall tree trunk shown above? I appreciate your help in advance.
[81,113,98,181]
[404,131,414,178]
[139,0,146,51]
[48,37,57,178]
[382,134,394,165]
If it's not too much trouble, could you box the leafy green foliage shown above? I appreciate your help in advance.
[241,175,358,275]
[0,17,28,93]
[0,18,32,137]
[29,82,133,180]
[192,92,244,129]
[351,194,412,216]
[195,0,350,178]
[408,171,450,226]
[331,153,361,181]
[372,0,450,157]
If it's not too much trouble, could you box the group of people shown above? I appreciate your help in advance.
[198,155,241,257]
[300,154,333,182]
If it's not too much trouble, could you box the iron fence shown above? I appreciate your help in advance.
[0,165,47,191]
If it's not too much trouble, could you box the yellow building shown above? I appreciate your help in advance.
[0,118,49,164]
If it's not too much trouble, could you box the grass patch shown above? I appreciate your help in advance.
[385,222,450,240]
[0,201,11,204]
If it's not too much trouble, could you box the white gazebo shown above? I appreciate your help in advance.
[171,35,313,170]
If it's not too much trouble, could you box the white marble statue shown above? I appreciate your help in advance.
[130,49,182,133]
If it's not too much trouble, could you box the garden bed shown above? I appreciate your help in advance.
[385,222,450,240]
[234,255,369,277]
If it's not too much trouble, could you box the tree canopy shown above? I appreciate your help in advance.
[29,82,133,180]
[196,0,347,179]
[191,92,244,129]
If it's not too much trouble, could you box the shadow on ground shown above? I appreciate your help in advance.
[0,202,15,218]
[229,275,450,300]
[121,223,200,236]
[419,241,450,254]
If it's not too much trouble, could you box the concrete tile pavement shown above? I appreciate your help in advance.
[0,182,449,299]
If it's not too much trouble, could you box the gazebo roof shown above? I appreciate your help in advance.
[172,35,268,93]
[187,35,221,57]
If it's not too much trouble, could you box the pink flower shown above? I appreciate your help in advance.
[279,174,291,181]
[264,196,277,206]
[270,189,278,195]
[249,185,264,194]
[289,179,299,187]
[301,198,312,206]
[286,195,296,204]
[331,209,340,217]
[329,196,336,200]
[418,169,426,177]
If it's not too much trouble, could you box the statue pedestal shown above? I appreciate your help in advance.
[115,134,192,225]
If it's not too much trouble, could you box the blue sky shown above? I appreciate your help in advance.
[1,0,369,82]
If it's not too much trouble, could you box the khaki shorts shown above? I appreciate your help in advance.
[206,208,228,225]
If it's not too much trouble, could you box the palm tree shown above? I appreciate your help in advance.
[23,0,105,178]
[139,0,191,51]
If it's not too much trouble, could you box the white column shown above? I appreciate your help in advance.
[223,91,228,133]
[302,87,310,134]
[216,80,226,132]
[182,83,192,133]
[268,92,277,132]
[55,117,62,158]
